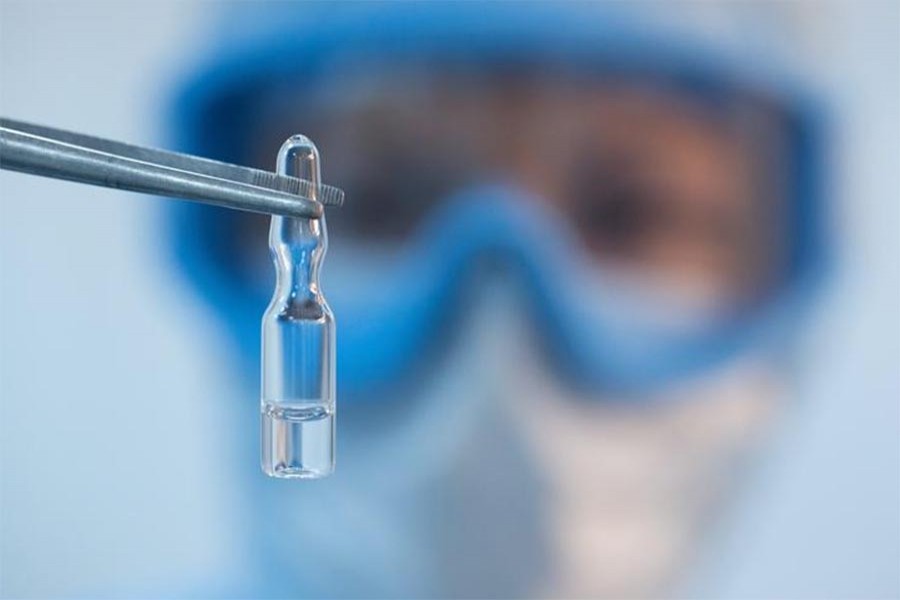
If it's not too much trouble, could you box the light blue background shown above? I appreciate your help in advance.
[1,2,897,598]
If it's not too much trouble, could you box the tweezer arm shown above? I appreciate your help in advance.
[0,118,344,219]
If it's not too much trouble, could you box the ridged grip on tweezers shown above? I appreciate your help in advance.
[248,169,344,207]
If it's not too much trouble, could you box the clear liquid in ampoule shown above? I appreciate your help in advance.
[260,135,335,479]
[261,401,334,478]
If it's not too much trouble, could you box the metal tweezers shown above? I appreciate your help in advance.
[0,117,343,219]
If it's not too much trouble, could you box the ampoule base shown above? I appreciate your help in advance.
[261,401,335,479]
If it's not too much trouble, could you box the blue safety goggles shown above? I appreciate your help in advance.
[164,4,828,400]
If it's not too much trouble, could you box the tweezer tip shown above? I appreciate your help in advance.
[320,187,345,207]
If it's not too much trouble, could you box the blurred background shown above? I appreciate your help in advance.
[0,1,897,598]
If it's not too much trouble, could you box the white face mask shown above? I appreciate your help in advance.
[242,275,779,598]
[504,340,779,597]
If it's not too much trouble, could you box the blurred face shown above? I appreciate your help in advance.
[232,66,794,597]
[248,69,789,313]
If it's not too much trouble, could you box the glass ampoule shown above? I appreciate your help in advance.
[261,135,336,478]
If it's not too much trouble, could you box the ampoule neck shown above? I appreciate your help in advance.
[270,215,327,300]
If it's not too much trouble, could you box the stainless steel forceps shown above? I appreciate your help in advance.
[0,117,344,219]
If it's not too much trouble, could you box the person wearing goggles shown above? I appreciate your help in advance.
[166,3,826,597]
